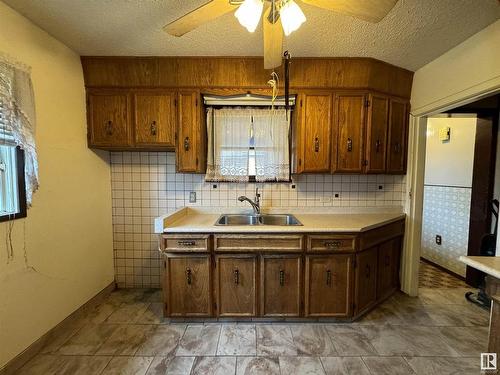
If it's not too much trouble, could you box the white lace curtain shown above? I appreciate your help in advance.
[205,107,290,182]
[0,54,38,205]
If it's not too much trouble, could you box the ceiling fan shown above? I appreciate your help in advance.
[164,0,398,69]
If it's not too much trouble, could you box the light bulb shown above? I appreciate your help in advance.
[280,0,306,36]
[235,0,264,33]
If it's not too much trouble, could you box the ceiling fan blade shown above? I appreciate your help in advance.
[163,0,238,37]
[263,8,283,69]
[301,0,397,23]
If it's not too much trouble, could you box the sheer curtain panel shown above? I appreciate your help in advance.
[0,53,38,205]
[253,108,290,181]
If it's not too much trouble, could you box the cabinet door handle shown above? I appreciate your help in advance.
[394,142,401,154]
[184,137,190,151]
[186,268,192,285]
[375,139,381,152]
[326,269,332,286]
[105,120,113,136]
[314,137,320,152]
[365,265,371,279]
[279,270,285,286]
[150,121,157,136]
[177,240,196,247]
[347,138,353,152]
[234,269,239,285]
[385,255,390,266]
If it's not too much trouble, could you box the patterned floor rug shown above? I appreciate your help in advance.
[419,260,469,288]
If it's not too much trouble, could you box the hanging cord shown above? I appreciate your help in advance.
[267,71,279,110]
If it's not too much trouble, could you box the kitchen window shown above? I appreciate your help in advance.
[205,106,291,182]
[0,100,26,221]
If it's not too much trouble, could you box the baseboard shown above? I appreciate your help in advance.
[0,281,116,375]
[420,256,466,281]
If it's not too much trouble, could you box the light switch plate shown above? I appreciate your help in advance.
[439,127,451,142]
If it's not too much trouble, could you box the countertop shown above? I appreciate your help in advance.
[155,207,406,234]
[459,256,500,279]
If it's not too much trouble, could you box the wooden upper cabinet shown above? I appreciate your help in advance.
[387,98,409,174]
[333,93,366,173]
[177,90,205,173]
[260,255,301,317]
[164,254,212,317]
[305,254,354,317]
[365,94,389,173]
[297,93,332,173]
[215,255,257,317]
[87,91,131,148]
[133,91,176,148]
[354,246,378,315]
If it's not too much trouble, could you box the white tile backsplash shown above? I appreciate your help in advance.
[111,151,406,288]
[421,185,472,276]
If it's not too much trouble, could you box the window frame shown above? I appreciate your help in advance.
[0,146,27,222]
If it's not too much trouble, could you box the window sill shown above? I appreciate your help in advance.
[0,211,27,223]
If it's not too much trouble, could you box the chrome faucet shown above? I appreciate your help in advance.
[238,188,261,215]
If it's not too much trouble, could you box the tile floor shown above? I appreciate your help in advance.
[419,260,468,288]
[17,287,490,374]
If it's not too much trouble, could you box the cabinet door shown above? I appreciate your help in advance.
[387,98,409,174]
[354,247,378,315]
[297,93,332,172]
[260,255,302,317]
[177,91,205,173]
[134,91,176,147]
[165,255,212,317]
[305,255,354,317]
[365,94,389,173]
[333,93,366,173]
[377,237,402,300]
[87,91,131,147]
[216,255,257,317]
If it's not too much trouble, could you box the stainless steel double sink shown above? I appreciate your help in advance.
[215,214,302,226]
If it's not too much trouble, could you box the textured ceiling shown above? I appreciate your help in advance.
[3,0,499,71]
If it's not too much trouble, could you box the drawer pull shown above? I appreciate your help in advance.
[326,269,332,286]
[279,270,285,286]
[150,121,157,136]
[186,268,192,285]
[184,137,190,151]
[314,137,320,152]
[178,240,196,247]
[234,269,240,285]
[394,142,401,154]
[324,241,342,248]
[375,139,381,152]
[105,120,113,136]
[365,265,371,279]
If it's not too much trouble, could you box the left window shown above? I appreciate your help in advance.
[0,99,26,222]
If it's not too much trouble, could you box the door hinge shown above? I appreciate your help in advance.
[365,99,370,107]
[195,98,198,106]
[196,157,199,166]
[214,302,217,310]
[353,259,357,268]
[353,303,356,310]
[163,260,166,269]
[363,160,368,166]
[174,132,178,141]
[174,98,177,107]
[300,99,303,107]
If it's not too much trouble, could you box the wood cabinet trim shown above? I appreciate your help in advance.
[359,219,405,250]
[162,234,210,253]
[306,234,357,252]
[214,234,304,252]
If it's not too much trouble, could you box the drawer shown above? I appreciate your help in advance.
[359,219,405,251]
[307,235,356,252]
[214,234,303,252]
[162,234,210,252]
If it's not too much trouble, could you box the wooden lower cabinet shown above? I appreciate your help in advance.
[260,255,302,317]
[215,255,257,317]
[377,237,402,300]
[354,247,378,315]
[305,254,354,317]
[164,254,212,317]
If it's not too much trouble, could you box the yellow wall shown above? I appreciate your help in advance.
[0,2,114,368]
[411,20,500,115]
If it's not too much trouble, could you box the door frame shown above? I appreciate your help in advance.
[401,88,500,296]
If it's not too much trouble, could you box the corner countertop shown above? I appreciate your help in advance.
[154,207,406,234]
[459,256,500,280]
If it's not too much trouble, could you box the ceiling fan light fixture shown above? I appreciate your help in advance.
[280,0,306,36]
[235,0,264,32]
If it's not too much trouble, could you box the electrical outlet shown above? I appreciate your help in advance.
[435,235,442,245]
[334,193,341,198]
[378,185,384,190]
[189,191,196,203]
